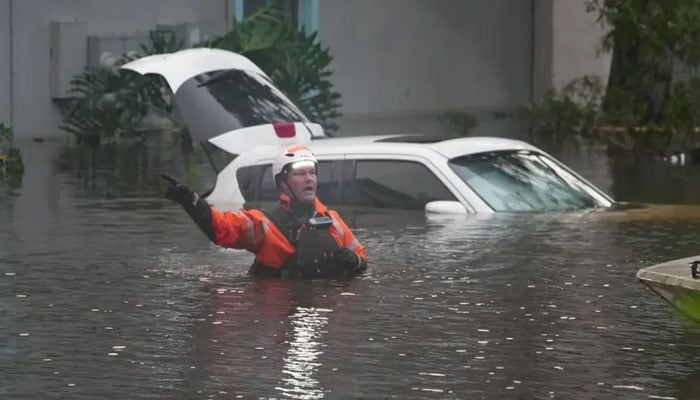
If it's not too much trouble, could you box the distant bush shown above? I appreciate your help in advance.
[0,122,24,188]
[439,111,479,137]
[517,76,604,151]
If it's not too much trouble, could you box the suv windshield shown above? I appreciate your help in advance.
[448,150,613,212]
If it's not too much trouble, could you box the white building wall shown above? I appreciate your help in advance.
[532,0,553,100]
[551,0,611,90]
[318,0,535,136]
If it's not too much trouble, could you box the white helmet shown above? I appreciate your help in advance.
[272,144,318,186]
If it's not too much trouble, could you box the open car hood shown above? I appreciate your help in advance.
[121,48,326,158]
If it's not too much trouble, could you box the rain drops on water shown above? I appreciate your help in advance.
[418,372,446,377]
[612,385,644,391]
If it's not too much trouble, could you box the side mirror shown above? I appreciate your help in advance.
[424,201,468,214]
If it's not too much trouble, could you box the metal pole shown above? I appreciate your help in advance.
[235,0,244,23]
[8,0,13,126]
[530,0,536,104]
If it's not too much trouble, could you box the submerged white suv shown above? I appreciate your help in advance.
[123,49,615,214]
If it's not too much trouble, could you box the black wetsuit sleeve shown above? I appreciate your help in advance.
[184,198,217,243]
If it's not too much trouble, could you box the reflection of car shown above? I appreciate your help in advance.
[123,48,614,213]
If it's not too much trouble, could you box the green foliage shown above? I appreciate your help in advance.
[518,76,604,150]
[0,122,24,188]
[521,74,700,153]
[140,28,185,55]
[587,0,700,65]
[586,0,700,125]
[664,78,700,133]
[439,111,479,137]
[638,77,700,151]
[200,2,342,132]
[59,30,183,145]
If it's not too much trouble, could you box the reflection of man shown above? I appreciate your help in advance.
[163,145,367,279]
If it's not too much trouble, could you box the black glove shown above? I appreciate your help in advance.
[332,247,364,275]
[161,173,216,243]
[162,173,198,209]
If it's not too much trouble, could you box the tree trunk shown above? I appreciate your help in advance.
[604,35,674,124]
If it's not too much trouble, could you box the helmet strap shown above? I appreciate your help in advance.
[278,173,298,201]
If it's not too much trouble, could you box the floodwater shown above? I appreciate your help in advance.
[3,140,700,399]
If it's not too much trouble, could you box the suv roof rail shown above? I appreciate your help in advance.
[374,134,459,144]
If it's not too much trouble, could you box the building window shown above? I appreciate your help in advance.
[235,0,318,32]
[259,164,278,202]
[244,0,298,26]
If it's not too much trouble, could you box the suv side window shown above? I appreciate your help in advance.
[316,160,341,204]
[254,160,340,203]
[346,160,457,209]
[259,165,277,201]
[236,165,266,202]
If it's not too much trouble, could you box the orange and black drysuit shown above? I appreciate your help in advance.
[185,193,367,278]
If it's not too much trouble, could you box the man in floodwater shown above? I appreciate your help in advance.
[162,144,368,279]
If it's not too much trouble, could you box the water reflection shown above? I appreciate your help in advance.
[609,152,700,205]
[276,306,329,399]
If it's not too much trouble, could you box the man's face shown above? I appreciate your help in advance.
[284,162,317,204]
